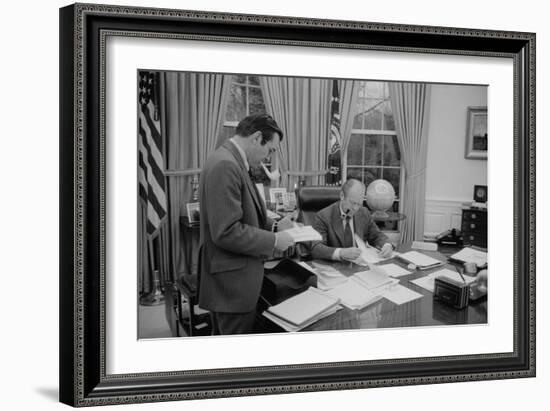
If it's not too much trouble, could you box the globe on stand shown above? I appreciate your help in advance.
[365,179,396,218]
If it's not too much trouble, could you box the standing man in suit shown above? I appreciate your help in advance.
[311,178,394,262]
[198,114,295,335]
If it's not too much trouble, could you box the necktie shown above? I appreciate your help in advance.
[343,216,354,248]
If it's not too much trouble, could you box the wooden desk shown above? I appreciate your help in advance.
[260,244,487,333]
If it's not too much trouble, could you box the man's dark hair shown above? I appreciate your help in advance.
[235,113,284,144]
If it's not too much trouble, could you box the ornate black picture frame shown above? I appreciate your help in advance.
[59,3,535,407]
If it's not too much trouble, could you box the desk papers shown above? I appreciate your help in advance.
[397,251,444,270]
[352,268,396,290]
[263,305,341,332]
[353,234,395,265]
[266,209,281,220]
[284,225,322,242]
[410,268,476,293]
[265,287,340,327]
[380,284,423,305]
[449,247,488,268]
[325,278,383,310]
[311,262,348,290]
[377,263,411,278]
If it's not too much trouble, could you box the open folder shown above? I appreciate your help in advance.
[264,287,340,328]
[397,250,444,270]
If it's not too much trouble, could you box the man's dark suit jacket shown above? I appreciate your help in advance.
[198,141,275,313]
[311,202,389,260]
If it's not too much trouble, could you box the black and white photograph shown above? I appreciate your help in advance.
[53,1,538,408]
[137,70,489,338]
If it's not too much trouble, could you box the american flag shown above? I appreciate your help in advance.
[328,79,341,155]
[138,71,167,236]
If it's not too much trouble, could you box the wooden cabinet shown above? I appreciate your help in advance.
[461,208,487,248]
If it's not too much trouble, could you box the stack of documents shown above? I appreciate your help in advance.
[284,225,322,242]
[410,268,477,293]
[325,278,382,310]
[352,267,397,290]
[311,262,348,290]
[263,287,341,331]
[376,263,412,278]
[397,251,444,270]
[449,247,488,268]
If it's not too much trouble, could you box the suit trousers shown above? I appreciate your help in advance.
[210,310,257,335]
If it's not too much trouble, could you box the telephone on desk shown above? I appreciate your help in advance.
[436,228,463,246]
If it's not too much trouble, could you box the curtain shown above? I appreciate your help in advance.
[337,79,360,176]
[389,82,432,242]
[138,71,232,291]
[260,77,332,189]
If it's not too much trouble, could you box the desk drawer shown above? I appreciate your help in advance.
[463,232,487,248]
[462,210,487,224]
[461,221,487,233]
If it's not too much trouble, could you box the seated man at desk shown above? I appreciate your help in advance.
[311,178,394,262]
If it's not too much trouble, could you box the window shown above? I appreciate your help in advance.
[346,81,401,231]
[219,75,271,185]
[219,75,266,143]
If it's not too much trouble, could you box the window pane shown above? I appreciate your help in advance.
[234,74,247,84]
[364,106,383,130]
[383,168,400,198]
[216,125,235,148]
[248,76,260,86]
[347,135,363,165]
[227,85,246,122]
[383,135,400,166]
[346,167,363,182]
[353,101,365,129]
[364,135,382,166]
[366,82,385,98]
[363,168,381,188]
[381,100,395,131]
[249,86,266,115]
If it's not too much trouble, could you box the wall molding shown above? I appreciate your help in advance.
[424,198,470,238]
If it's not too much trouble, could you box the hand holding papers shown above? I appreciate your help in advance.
[282,225,322,243]
[353,234,395,265]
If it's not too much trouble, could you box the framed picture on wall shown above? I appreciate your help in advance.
[465,106,488,159]
[59,3,535,407]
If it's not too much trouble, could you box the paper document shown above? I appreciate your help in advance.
[263,305,341,332]
[284,225,322,242]
[378,263,411,278]
[353,234,394,265]
[397,251,444,269]
[410,268,476,293]
[266,209,281,220]
[311,262,347,290]
[352,268,395,290]
[325,278,382,310]
[450,247,488,268]
[266,287,340,327]
[380,284,423,305]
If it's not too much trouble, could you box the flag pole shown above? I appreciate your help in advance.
[139,231,165,306]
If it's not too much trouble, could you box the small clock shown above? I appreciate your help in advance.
[473,185,488,203]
